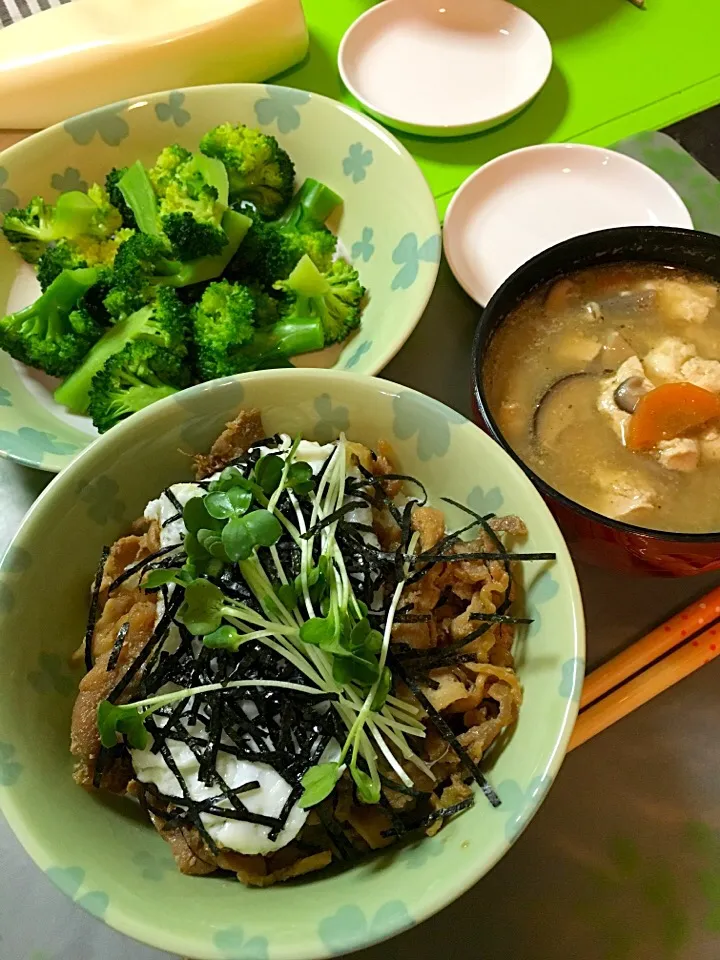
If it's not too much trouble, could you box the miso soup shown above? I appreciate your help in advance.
[484,262,720,533]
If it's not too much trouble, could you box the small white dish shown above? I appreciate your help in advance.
[443,143,694,305]
[338,0,553,137]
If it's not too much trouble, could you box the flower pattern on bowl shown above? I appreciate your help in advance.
[392,391,466,461]
[27,652,76,697]
[497,776,550,842]
[78,475,126,526]
[1,545,31,574]
[345,339,372,369]
[254,86,311,134]
[155,91,191,127]
[0,741,22,787]
[343,143,373,184]
[467,484,504,517]
[213,927,269,960]
[0,168,18,213]
[131,849,174,882]
[559,656,585,701]
[64,101,130,146]
[318,902,413,955]
[313,393,350,444]
[0,582,14,614]
[527,570,559,636]
[351,226,375,262]
[391,233,441,291]
[0,387,11,407]
[46,866,109,919]
[50,168,88,194]
[0,428,79,465]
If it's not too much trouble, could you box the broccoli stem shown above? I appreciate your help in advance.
[118,161,161,236]
[11,267,101,335]
[54,305,155,414]
[284,254,330,297]
[256,318,324,359]
[186,154,230,208]
[278,178,342,230]
[167,209,252,286]
[54,192,103,239]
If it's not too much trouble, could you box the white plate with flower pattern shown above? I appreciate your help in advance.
[0,84,440,472]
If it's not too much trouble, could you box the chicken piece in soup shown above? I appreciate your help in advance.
[484,263,720,533]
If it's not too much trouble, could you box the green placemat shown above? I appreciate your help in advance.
[279,0,720,216]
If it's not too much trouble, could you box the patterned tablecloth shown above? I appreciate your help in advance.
[4,110,720,959]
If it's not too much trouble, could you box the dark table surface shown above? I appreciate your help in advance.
[3,111,720,960]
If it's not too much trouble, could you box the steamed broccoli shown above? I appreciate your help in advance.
[147,145,193,198]
[225,179,341,287]
[54,286,190,414]
[227,219,336,288]
[0,267,105,376]
[2,187,122,264]
[275,255,365,345]
[103,233,184,318]
[119,155,232,261]
[199,123,295,218]
[191,279,323,379]
[191,280,256,380]
[102,215,252,320]
[105,167,137,230]
[37,228,134,291]
[277,178,342,233]
[88,339,191,433]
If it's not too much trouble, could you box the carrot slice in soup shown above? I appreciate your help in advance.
[627,382,720,451]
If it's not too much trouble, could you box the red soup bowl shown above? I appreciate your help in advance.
[471,225,720,577]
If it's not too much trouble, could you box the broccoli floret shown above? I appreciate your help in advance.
[200,123,295,218]
[191,278,323,379]
[224,177,340,287]
[104,233,183,318]
[191,280,256,380]
[36,241,88,291]
[54,286,190,414]
[227,219,336,288]
[148,145,193,198]
[84,183,123,238]
[156,153,229,260]
[88,339,191,433]
[0,267,105,376]
[275,255,365,345]
[162,210,226,261]
[2,192,103,264]
[248,285,281,327]
[105,167,137,230]
[120,154,230,261]
[3,185,125,266]
[102,212,251,320]
[36,227,134,292]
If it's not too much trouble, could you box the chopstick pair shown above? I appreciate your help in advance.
[568,584,720,750]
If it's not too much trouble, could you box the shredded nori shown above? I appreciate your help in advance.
[106,620,130,671]
[380,795,475,838]
[389,653,501,809]
[470,612,534,625]
[85,436,558,861]
[106,543,183,594]
[84,546,109,671]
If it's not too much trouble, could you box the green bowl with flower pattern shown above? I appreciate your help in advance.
[0,369,584,958]
[0,84,440,472]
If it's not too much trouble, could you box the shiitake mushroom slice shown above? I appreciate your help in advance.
[532,373,599,450]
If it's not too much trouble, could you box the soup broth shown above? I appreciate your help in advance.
[484,262,720,534]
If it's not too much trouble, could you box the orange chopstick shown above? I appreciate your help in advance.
[579,583,720,709]
[569,624,720,750]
